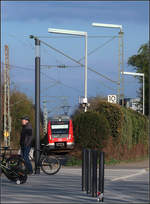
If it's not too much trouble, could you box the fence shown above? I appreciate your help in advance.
[82,148,105,202]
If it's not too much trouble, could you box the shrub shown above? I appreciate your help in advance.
[72,97,149,162]
[89,99,123,143]
[73,111,110,150]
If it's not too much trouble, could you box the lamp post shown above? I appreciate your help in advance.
[121,71,145,115]
[92,22,124,105]
[29,35,41,174]
[48,28,88,112]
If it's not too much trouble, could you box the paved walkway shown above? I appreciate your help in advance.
[1,166,149,203]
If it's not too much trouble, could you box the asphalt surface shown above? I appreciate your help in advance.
[1,166,149,203]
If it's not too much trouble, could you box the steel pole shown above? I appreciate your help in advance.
[84,34,88,112]
[143,75,145,115]
[121,32,124,106]
[118,32,121,104]
[35,38,41,174]
[118,31,124,105]
[7,51,10,147]
[4,56,7,146]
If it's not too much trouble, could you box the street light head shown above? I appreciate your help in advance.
[92,22,122,32]
[48,28,86,36]
[121,71,144,77]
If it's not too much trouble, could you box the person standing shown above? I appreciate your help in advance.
[20,116,33,175]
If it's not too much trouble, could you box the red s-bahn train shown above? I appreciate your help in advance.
[47,115,74,150]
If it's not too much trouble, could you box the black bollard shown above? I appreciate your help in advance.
[98,152,105,202]
[90,149,93,194]
[91,150,98,197]
[86,149,92,194]
[82,148,86,191]
[85,149,89,193]
[87,149,92,194]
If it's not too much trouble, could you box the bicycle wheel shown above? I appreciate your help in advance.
[41,155,61,175]
[6,155,27,170]
[5,156,28,184]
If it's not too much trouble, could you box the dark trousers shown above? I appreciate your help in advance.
[21,146,33,173]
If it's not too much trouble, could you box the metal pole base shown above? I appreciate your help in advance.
[35,167,40,174]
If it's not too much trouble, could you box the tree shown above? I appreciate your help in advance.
[10,90,35,148]
[128,42,149,115]
[9,89,44,148]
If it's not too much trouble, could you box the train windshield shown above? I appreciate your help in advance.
[51,121,69,134]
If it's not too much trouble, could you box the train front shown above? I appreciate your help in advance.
[47,115,74,150]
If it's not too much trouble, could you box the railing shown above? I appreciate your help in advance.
[82,148,105,202]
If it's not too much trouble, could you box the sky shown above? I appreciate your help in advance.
[1,1,149,116]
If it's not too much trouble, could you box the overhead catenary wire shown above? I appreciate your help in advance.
[3,62,83,94]
[40,39,85,66]
[1,62,35,71]
[9,34,35,50]
[2,62,116,95]
[8,34,118,112]
[9,34,66,66]
[15,65,115,96]
[8,34,119,111]
[2,62,59,83]
[4,36,118,96]
[2,62,59,94]
[77,36,117,62]
[41,65,82,68]
[39,39,117,84]
[34,35,117,73]
[3,62,80,82]
[42,96,69,98]
[40,70,82,93]
[96,79,117,92]
[9,34,118,85]
[2,62,60,97]
[43,81,61,91]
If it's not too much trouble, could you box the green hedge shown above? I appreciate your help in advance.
[122,107,149,147]
[73,99,149,151]
[73,111,110,150]
[91,100,123,142]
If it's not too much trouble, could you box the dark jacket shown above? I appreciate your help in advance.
[20,123,33,147]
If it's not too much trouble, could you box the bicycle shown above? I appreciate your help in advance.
[30,144,61,175]
[0,147,28,184]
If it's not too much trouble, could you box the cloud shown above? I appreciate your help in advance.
[2,1,149,25]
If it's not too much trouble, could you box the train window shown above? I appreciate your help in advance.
[51,121,69,134]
